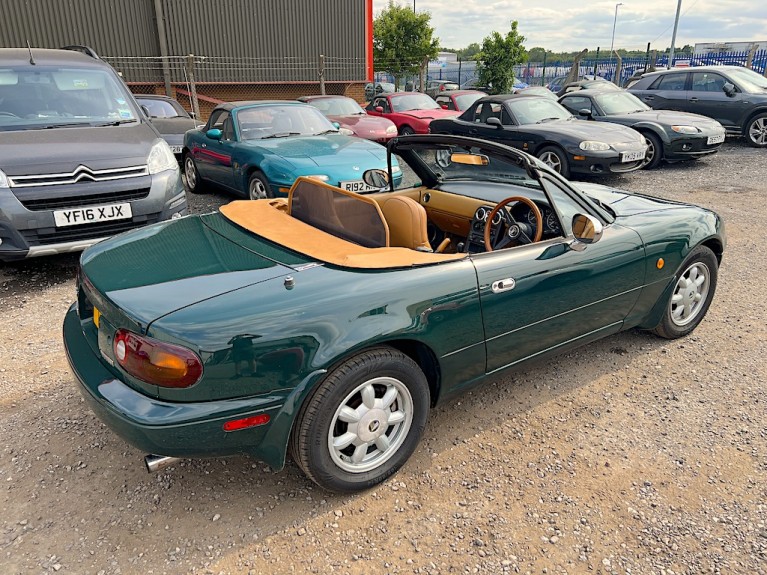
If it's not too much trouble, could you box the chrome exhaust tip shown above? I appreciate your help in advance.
[144,454,181,473]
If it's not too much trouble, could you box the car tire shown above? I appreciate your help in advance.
[652,245,718,340]
[290,347,430,493]
[399,126,415,136]
[183,153,206,194]
[248,171,274,200]
[745,112,767,148]
[536,145,570,178]
[641,132,663,170]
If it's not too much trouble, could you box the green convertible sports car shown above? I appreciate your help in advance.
[64,135,725,493]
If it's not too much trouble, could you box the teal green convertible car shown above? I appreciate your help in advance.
[182,100,400,198]
[64,135,724,493]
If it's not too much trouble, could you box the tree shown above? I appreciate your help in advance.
[476,21,526,94]
[458,43,481,60]
[373,1,439,90]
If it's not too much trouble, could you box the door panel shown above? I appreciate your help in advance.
[473,225,645,373]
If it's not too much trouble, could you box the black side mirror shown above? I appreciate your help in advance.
[722,82,736,97]
[578,108,593,118]
[486,117,502,128]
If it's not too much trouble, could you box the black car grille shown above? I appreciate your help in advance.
[20,214,162,246]
[19,188,151,211]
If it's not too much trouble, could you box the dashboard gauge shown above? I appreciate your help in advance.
[525,209,537,225]
[546,211,560,232]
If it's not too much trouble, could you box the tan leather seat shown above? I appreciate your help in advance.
[377,196,432,252]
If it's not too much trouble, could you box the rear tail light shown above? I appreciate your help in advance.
[113,329,203,388]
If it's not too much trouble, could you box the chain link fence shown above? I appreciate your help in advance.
[104,55,368,121]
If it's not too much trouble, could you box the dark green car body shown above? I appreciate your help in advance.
[63,136,725,476]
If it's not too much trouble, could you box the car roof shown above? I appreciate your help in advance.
[297,95,351,101]
[477,93,547,103]
[641,65,743,78]
[435,90,485,96]
[560,89,629,98]
[0,47,109,68]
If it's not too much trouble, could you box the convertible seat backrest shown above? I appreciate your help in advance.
[376,196,432,252]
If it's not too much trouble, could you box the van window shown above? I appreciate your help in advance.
[0,65,138,131]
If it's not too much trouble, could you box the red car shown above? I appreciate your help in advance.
[434,89,487,112]
[365,92,461,135]
[298,95,398,143]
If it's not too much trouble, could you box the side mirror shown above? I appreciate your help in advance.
[578,108,593,118]
[486,117,502,128]
[332,121,341,129]
[189,111,197,119]
[570,214,603,251]
[362,169,389,190]
[206,128,223,140]
[722,82,736,97]
[140,105,152,118]
[375,106,384,113]
[440,104,448,109]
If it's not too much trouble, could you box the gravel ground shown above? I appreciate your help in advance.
[1,139,766,575]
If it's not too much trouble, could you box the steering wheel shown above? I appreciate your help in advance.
[483,196,543,252]
[0,111,20,118]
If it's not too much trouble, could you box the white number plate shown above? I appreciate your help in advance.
[707,134,725,145]
[170,145,183,153]
[621,150,646,162]
[340,180,378,193]
[53,203,132,227]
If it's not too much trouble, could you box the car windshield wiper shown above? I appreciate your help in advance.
[94,119,138,127]
[261,131,301,139]
[29,122,93,130]
[316,129,340,135]
[536,117,562,123]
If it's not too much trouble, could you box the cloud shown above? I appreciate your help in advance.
[373,0,767,51]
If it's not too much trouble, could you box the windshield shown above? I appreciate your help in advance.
[454,92,484,110]
[135,97,188,118]
[507,98,571,124]
[403,142,541,191]
[727,68,767,93]
[236,105,337,139]
[391,94,440,112]
[306,97,365,116]
[594,91,650,114]
[0,65,138,131]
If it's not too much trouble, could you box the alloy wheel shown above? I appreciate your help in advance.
[749,117,767,146]
[539,151,562,173]
[669,261,710,327]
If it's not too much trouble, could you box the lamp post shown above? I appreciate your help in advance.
[609,3,624,82]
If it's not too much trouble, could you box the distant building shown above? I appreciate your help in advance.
[694,41,767,53]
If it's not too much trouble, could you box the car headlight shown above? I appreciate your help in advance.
[306,175,329,182]
[385,125,397,135]
[338,127,355,136]
[579,141,611,151]
[0,168,9,189]
[147,140,178,174]
[671,125,700,134]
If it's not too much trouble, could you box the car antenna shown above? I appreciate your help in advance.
[26,40,36,65]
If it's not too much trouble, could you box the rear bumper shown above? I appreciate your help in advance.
[63,304,290,465]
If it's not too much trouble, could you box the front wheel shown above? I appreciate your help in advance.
[248,171,273,200]
[745,113,767,148]
[290,347,430,493]
[536,145,570,178]
[652,245,718,339]
[641,132,663,170]
[399,125,415,136]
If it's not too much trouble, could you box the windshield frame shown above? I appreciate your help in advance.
[593,91,650,115]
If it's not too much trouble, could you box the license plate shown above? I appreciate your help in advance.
[340,180,377,193]
[93,307,100,328]
[621,150,646,162]
[170,145,183,153]
[53,203,132,227]
[707,133,725,145]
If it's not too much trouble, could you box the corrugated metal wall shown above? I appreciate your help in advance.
[0,0,366,82]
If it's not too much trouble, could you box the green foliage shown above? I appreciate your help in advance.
[373,1,439,85]
[476,21,526,94]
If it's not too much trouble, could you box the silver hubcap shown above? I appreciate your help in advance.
[749,117,767,145]
[539,151,562,173]
[643,139,656,166]
[328,376,413,473]
[249,178,267,199]
[669,261,710,327]
[184,158,196,189]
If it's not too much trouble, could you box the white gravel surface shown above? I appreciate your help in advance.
[1,139,765,575]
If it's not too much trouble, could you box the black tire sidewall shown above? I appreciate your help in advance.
[292,348,430,493]
[537,145,570,178]
[746,113,767,148]
[642,132,663,169]
[653,245,718,339]
[399,126,414,136]
[248,172,274,199]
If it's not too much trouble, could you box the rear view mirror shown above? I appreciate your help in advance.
[451,153,489,166]
[722,82,736,97]
[362,169,389,189]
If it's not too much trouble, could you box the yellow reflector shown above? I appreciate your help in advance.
[278,187,291,194]
[657,258,665,269]
[93,307,100,328]
[573,155,586,161]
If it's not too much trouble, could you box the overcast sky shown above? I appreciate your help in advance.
[373,0,767,52]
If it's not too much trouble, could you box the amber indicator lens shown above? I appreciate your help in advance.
[112,329,203,388]
[657,258,665,269]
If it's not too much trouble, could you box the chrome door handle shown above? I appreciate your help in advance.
[690,97,699,102]
[201,143,207,148]
[491,278,516,293]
